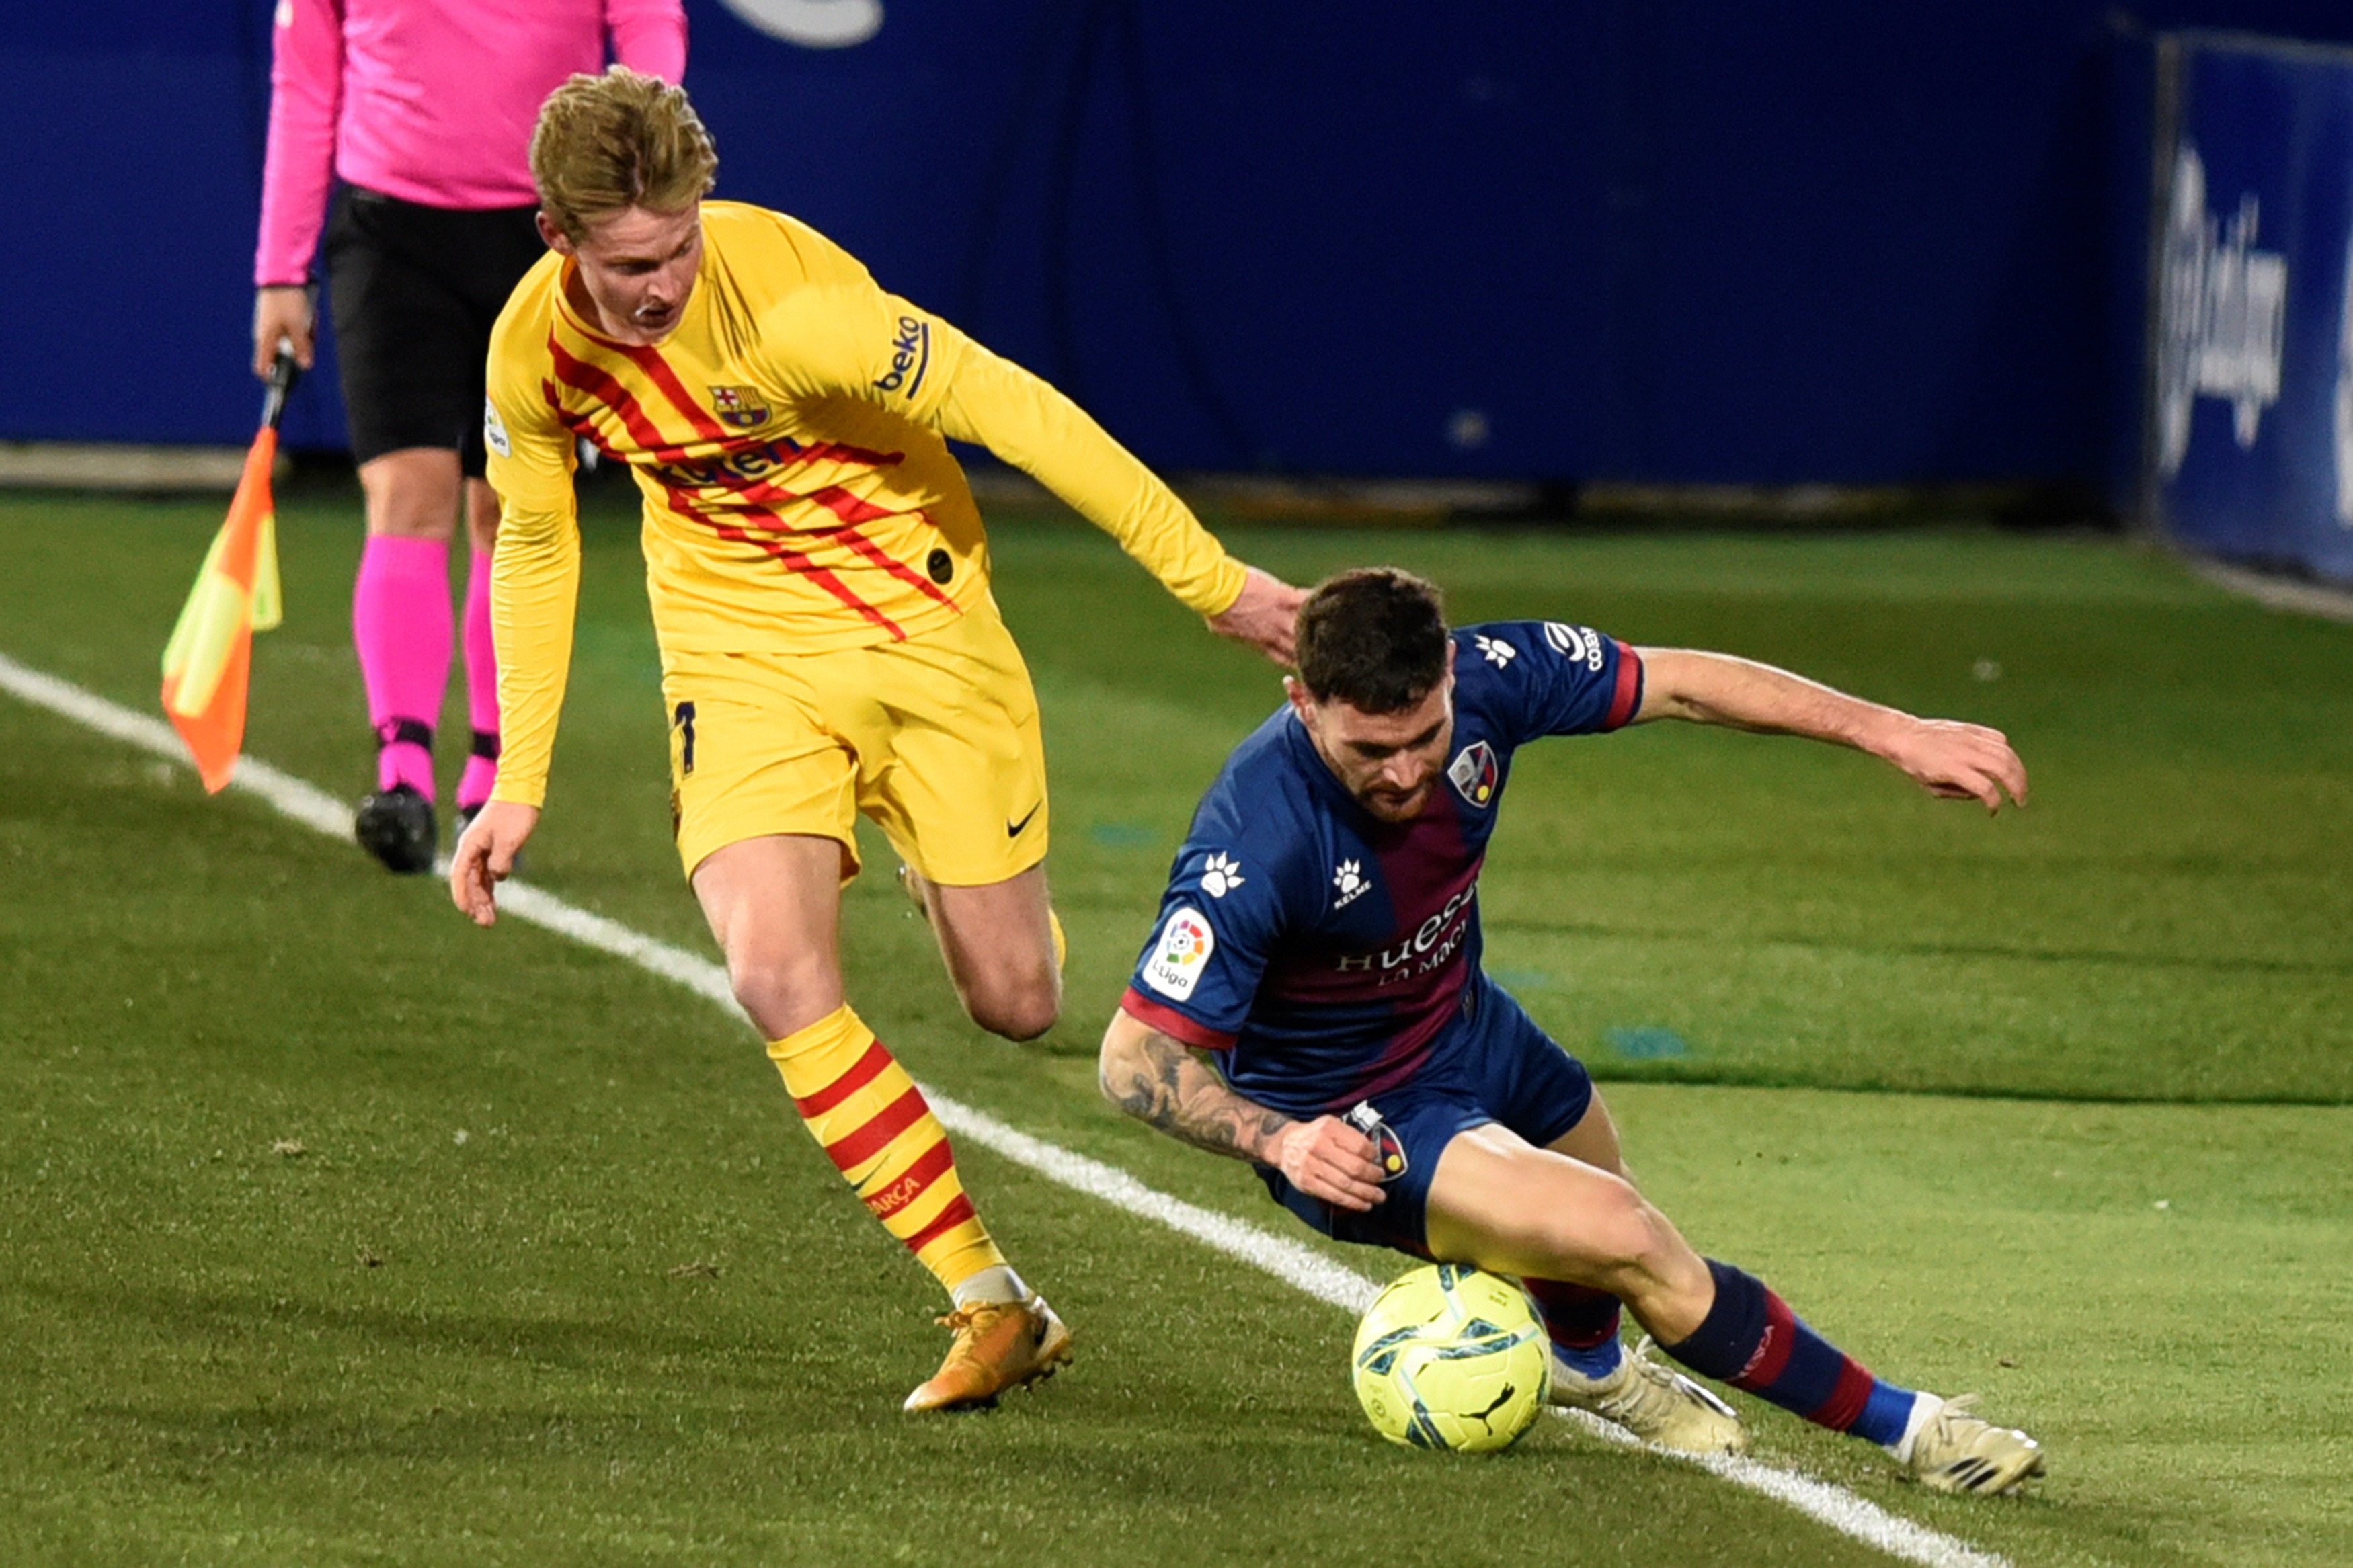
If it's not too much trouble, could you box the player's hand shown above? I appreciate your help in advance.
[1880,716,2028,814]
[1268,1114,1388,1212]
[450,801,539,927]
[253,286,316,378]
[1208,566,1308,667]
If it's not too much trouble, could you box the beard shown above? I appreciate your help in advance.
[1357,780,1433,821]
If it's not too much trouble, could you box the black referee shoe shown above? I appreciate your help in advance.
[355,784,436,875]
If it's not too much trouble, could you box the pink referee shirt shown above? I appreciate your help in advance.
[255,0,688,286]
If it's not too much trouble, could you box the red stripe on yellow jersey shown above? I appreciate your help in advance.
[483,200,1248,810]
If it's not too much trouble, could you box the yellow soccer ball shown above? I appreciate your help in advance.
[1351,1264,1550,1452]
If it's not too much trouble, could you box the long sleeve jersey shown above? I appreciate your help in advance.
[481,201,1250,810]
[1122,623,1644,1113]
[254,0,687,286]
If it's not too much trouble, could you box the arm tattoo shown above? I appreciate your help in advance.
[1105,1027,1292,1163]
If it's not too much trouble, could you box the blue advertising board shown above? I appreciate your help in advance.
[2145,32,2353,582]
[13,3,2353,489]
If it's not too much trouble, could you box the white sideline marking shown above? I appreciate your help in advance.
[924,1098,1382,1315]
[0,649,2011,1568]
[1558,1409,2010,1568]
[2188,556,2353,622]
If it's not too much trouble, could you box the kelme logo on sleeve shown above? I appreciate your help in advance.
[1200,852,1245,898]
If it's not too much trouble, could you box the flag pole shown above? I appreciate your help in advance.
[260,348,300,432]
[159,350,303,792]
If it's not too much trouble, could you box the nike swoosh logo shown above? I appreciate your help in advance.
[1006,803,1042,838]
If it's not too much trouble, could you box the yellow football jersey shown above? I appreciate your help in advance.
[483,200,1248,809]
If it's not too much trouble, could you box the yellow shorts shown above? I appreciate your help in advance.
[660,597,1049,885]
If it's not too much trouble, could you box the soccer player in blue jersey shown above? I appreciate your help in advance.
[1101,567,2046,1494]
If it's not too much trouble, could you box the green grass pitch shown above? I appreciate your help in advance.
[1,484,2349,1567]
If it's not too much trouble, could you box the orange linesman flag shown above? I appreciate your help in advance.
[161,353,296,792]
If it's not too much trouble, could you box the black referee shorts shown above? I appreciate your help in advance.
[323,185,546,475]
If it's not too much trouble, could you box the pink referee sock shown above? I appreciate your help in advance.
[458,548,500,812]
[352,535,452,799]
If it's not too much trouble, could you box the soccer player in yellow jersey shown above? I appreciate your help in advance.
[446,67,1304,1411]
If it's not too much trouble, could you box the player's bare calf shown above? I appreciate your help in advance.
[692,834,848,1038]
[1425,1122,1716,1342]
[900,862,1062,1042]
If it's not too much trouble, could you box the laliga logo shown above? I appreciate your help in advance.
[715,0,882,48]
[2156,144,2288,477]
[1143,907,1215,1001]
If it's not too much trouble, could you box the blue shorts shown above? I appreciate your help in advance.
[1254,974,1593,1252]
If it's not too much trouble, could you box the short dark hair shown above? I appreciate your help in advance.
[1295,568,1449,712]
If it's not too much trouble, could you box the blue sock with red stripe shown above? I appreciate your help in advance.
[1661,1260,1920,1448]
[1524,1277,1625,1381]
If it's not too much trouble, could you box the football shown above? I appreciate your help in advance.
[1351,1264,1550,1452]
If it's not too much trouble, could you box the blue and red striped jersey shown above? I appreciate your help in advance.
[1121,622,1642,1114]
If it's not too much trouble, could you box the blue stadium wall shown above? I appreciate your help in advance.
[9,1,2353,485]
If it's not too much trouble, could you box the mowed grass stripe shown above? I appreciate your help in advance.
[0,650,2018,1568]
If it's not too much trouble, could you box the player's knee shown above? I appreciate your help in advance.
[963,968,1061,1042]
[725,950,839,1040]
[360,472,461,542]
[967,991,1059,1042]
[1554,1173,1666,1277]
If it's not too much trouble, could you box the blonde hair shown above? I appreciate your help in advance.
[530,67,718,240]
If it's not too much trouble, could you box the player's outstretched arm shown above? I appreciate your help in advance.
[920,335,1305,663]
[449,802,539,927]
[1632,647,2028,813]
[1207,567,1308,666]
[1099,1011,1388,1209]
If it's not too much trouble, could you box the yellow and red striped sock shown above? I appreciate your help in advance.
[766,1005,1005,1294]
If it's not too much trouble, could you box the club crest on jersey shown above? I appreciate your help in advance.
[1344,1102,1410,1182]
[1143,907,1215,1001]
[1447,741,1499,809]
[709,385,770,429]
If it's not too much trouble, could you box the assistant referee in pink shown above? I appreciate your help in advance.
[253,0,686,872]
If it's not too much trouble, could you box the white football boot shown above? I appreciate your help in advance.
[1893,1393,2046,1495]
[1550,1337,1747,1454]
